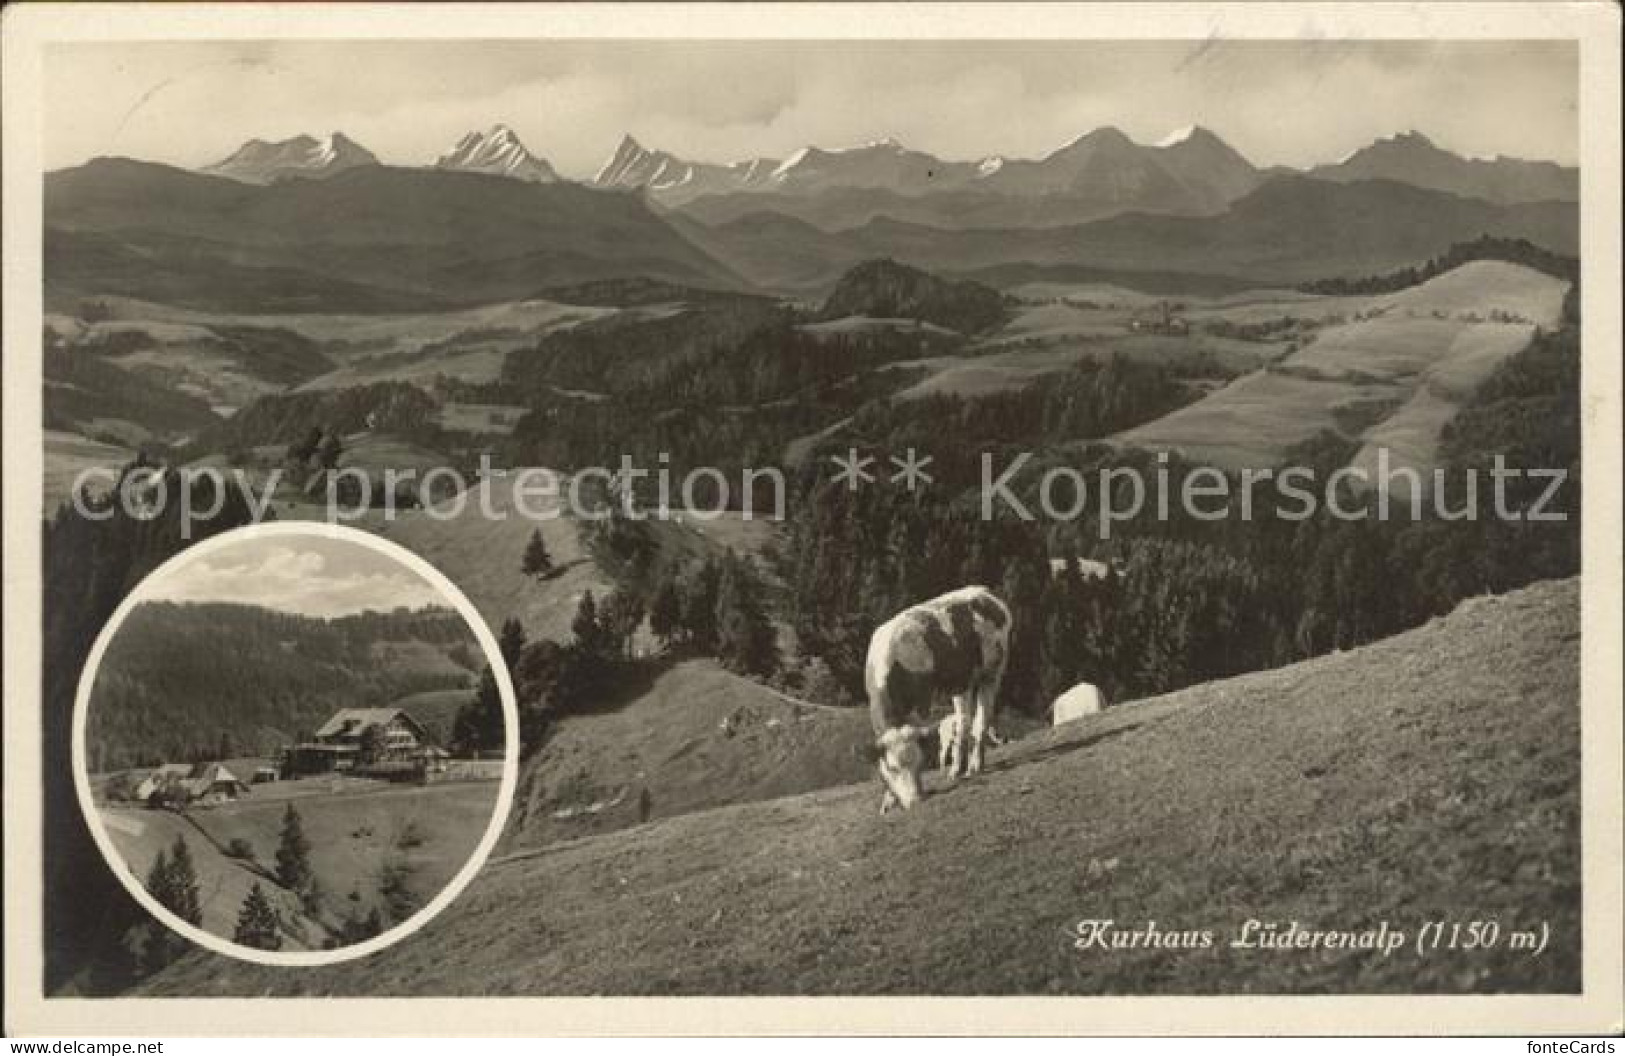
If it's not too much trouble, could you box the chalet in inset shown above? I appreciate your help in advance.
[284,707,446,779]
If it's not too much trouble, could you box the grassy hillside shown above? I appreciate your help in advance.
[365,476,618,645]
[502,658,874,853]
[1117,261,1569,478]
[101,779,500,949]
[140,577,1578,996]
[43,429,133,511]
[98,806,320,949]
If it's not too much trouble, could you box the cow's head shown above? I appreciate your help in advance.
[874,725,932,809]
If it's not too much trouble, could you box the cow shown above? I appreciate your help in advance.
[866,585,1011,813]
[936,713,960,772]
[936,712,1006,772]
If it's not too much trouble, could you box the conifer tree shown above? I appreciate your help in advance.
[602,589,645,660]
[498,617,526,674]
[232,883,283,950]
[679,558,721,650]
[571,590,612,659]
[165,835,203,927]
[274,802,315,906]
[521,528,553,579]
[715,553,777,676]
[649,574,682,647]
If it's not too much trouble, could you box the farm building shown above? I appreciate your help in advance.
[133,761,250,808]
[132,763,193,802]
[1048,557,1115,581]
[185,762,251,806]
[1127,301,1189,336]
[283,707,444,779]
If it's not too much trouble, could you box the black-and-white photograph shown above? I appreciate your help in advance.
[5,3,1620,1037]
[77,528,512,963]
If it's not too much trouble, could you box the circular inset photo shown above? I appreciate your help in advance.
[73,523,517,966]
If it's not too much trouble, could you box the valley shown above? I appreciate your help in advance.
[38,113,1586,999]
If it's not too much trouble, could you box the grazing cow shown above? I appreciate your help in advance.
[936,713,960,772]
[935,712,1006,772]
[867,585,1011,812]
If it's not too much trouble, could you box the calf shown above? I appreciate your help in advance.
[866,585,1011,812]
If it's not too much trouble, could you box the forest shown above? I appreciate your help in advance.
[85,599,478,771]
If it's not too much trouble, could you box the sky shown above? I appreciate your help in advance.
[45,40,1577,177]
[141,536,452,619]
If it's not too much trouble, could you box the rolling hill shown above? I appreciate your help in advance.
[138,576,1580,995]
[362,475,620,646]
[44,159,746,312]
[99,778,500,950]
[677,175,1577,296]
[1116,261,1570,480]
[849,177,1578,284]
[817,259,1007,335]
[501,657,875,854]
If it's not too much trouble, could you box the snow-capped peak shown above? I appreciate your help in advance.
[200,131,377,184]
[771,147,813,180]
[434,125,557,183]
[1157,125,1198,148]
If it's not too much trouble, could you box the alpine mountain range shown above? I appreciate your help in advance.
[46,122,1578,305]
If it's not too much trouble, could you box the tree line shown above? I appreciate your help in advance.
[86,599,478,771]
[1297,236,1579,295]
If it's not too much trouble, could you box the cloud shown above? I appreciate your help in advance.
[46,40,1577,177]
[144,541,449,619]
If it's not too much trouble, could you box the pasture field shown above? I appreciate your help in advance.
[334,433,463,486]
[1114,370,1406,468]
[113,346,282,414]
[100,778,502,948]
[1116,263,1569,483]
[98,805,320,948]
[297,346,514,392]
[658,509,783,571]
[43,428,132,511]
[363,475,617,644]
[44,296,632,410]
[437,402,528,436]
[891,347,1102,400]
[501,658,875,854]
[799,316,960,340]
[138,577,1579,995]
[47,295,614,356]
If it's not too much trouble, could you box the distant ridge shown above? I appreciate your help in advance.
[45,158,747,312]
[1309,130,1576,205]
[202,132,378,184]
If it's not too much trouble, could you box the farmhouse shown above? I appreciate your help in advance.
[284,707,444,778]
[1128,301,1189,336]
[185,762,251,806]
[132,762,193,802]
[133,761,250,808]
